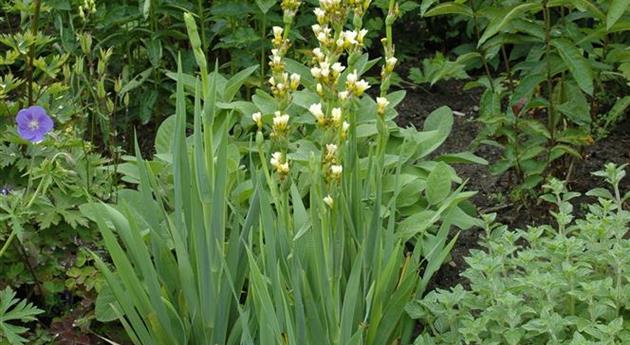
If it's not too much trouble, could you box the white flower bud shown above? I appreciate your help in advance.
[331,107,342,124]
[342,121,350,132]
[314,8,326,22]
[309,103,325,123]
[311,67,322,78]
[252,112,262,126]
[346,70,358,83]
[376,97,390,115]
[343,30,358,46]
[270,151,283,167]
[358,29,368,43]
[272,26,284,38]
[330,164,343,177]
[290,73,301,90]
[313,48,325,60]
[355,79,370,95]
[273,112,290,127]
[326,143,338,156]
[323,195,334,208]
[331,62,345,75]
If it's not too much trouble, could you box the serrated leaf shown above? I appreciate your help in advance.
[0,288,43,345]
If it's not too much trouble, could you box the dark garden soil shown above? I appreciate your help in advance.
[395,80,630,290]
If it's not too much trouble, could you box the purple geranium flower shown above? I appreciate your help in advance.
[16,106,54,143]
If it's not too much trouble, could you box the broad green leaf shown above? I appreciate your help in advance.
[478,3,540,47]
[437,152,489,165]
[607,0,630,30]
[118,67,153,96]
[552,38,594,95]
[557,82,591,125]
[426,162,452,205]
[154,115,176,154]
[569,0,606,20]
[224,65,258,102]
[511,73,545,106]
[95,285,120,322]
[420,0,439,15]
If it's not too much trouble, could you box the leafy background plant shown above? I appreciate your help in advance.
[408,163,630,344]
[418,0,630,200]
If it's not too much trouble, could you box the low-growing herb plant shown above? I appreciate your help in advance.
[0,105,113,340]
[408,163,630,345]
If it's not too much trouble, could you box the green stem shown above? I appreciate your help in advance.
[260,13,267,80]
[0,222,20,259]
[543,0,555,138]
[197,0,208,56]
[26,0,42,106]
[501,46,514,94]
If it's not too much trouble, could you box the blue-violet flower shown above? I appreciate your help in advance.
[16,106,53,143]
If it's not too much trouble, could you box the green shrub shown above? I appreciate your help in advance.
[408,163,630,344]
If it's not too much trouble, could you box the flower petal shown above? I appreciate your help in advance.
[16,109,32,128]
[17,126,37,142]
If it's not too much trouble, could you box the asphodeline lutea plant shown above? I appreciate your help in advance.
[245,0,442,344]
[86,1,477,344]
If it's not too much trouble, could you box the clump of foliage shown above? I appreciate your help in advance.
[81,0,484,344]
[0,2,118,341]
[420,0,630,199]
[408,163,630,344]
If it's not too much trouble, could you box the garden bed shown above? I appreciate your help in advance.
[396,80,630,289]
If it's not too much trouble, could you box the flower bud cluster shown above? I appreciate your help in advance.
[79,0,96,21]
[281,0,302,19]
[311,24,367,55]
[269,71,301,98]
[379,2,400,94]
[271,111,290,139]
[345,70,370,97]
[308,103,345,130]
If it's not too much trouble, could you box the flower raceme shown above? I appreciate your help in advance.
[16,106,54,143]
